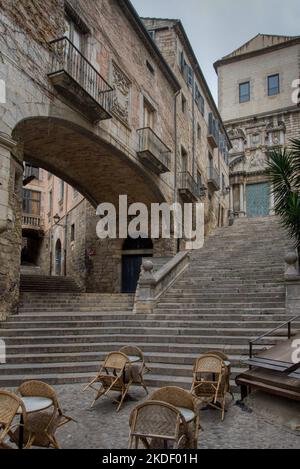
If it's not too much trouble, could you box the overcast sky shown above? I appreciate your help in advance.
[131,0,300,103]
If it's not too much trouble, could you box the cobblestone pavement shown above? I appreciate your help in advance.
[41,384,300,449]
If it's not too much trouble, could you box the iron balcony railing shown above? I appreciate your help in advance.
[179,171,205,200]
[48,37,113,121]
[208,166,220,191]
[137,127,171,174]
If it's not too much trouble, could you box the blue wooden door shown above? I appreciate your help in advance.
[246,183,270,217]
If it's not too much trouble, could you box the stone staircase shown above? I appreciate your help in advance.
[20,274,81,293]
[0,216,297,391]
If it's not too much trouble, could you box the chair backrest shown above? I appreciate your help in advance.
[0,391,26,443]
[193,354,223,376]
[18,380,57,403]
[150,386,195,411]
[130,401,183,443]
[204,351,229,362]
[102,352,129,373]
[119,345,144,361]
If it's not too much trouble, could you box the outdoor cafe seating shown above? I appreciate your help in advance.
[0,381,74,449]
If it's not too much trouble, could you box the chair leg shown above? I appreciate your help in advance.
[140,376,148,395]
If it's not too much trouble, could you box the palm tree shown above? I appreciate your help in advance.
[266,138,300,251]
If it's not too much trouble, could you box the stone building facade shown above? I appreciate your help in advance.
[142,18,231,231]
[0,0,230,317]
[215,34,300,218]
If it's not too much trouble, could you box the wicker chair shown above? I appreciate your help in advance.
[83,352,132,412]
[0,391,26,449]
[119,345,149,394]
[191,354,227,421]
[12,380,75,449]
[129,401,189,449]
[149,386,200,448]
[204,350,234,399]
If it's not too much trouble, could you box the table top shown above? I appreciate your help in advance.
[127,355,141,363]
[17,396,53,415]
[176,406,196,423]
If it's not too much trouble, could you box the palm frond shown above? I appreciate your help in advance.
[289,138,300,191]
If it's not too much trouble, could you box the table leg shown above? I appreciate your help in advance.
[18,414,24,450]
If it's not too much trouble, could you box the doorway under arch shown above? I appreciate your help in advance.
[55,239,62,276]
[121,237,153,293]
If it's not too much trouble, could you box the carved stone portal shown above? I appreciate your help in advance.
[111,61,131,126]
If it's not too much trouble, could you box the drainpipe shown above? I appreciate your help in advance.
[192,70,195,179]
[64,183,69,276]
[174,90,181,253]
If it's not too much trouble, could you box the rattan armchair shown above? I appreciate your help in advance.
[83,352,132,412]
[129,401,189,449]
[191,354,227,421]
[0,391,26,450]
[12,380,75,449]
[119,345,149,394]
[204,350,234,399]
[149,386,200,448]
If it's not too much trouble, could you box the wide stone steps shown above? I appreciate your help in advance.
[0,216,292,390]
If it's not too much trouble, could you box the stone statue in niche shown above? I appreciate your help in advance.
[111,61,131,125]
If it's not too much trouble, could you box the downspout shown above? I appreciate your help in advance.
[174,90,181,253]
[192,70,195,179]
[64,183,69,276]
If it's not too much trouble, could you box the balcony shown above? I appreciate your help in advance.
[22,214,44,232]
[208,113,219,149]
[48,37,113,123]
[207,167,220,192]
[137,127,171,174]
[178,172,205,201]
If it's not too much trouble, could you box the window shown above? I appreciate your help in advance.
[268,74,280,96]
[208,153,214,178]
[48,190,53,215]
[71,223,75,242]
[181,93,187,113]
[222,174,226,192]
[197,171,202,189]
[179,51,193,87]
[197,123,201,140]
[22,189,41,215]
[181,146,188,172]
[239,81,250,103]
[195,84,205,116]
[148,30,155,41]
[65,15,86,52]
[24,163,39,180]
[59,180,64,202]
[143,98,155,129]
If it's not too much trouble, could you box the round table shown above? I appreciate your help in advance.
[127,355,141,363]
[176,406,196,424]
[17,396,53,449]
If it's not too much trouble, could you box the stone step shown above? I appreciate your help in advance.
[2,319,297,330]
[5,341,266,356]
[2,333,286,346]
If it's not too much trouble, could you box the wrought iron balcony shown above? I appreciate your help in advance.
[137,127,171,174]
[22,214,44,231]
[48,37,113,123]
[178,172,205,201]
[207,167,220,191]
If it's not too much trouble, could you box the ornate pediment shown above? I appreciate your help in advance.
[229,155,245,170]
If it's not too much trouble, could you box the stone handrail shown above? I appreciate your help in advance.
[133,251,190,314]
